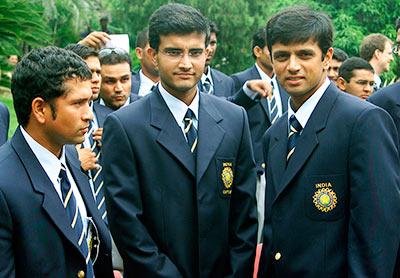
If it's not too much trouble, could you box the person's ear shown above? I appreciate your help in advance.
[322,47,333,70]
[31,97,49,124]
[253,46,262,58]
[135,47,143,60]
[147,47,158,68]
[336,76,347,91]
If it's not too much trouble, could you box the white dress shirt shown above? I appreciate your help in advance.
[158,82,199,140]
[287,78,331,132]
[20,126,88,231]
[138,69,156,97]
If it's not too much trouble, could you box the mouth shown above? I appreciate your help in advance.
[91,87,100,93]
[286,76,304,85]
[80,126,89,134]
[175,72,195,79]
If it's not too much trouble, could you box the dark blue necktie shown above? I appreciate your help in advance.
[183,108,198,154]
[87,120,107,224]
[59,164,94,277]
[287,115,303,162]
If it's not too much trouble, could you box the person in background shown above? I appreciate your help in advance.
[337,57,375,100]
[327,47,348,84]
[0,101,9,146]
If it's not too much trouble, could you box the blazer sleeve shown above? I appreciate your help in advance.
[347,106,400,277]
[0,188,15,277]
[102,113,182,278]
[227,107,258,277]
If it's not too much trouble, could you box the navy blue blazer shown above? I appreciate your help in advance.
[131,72,140,95]
[93,102,113,127]
[258,85,400,277]
[102,89,258,277]
[0,129,113,277]
[0,101,9,146]
[368,82,400,147]
[231,65,289,173]
[198,67,236,97]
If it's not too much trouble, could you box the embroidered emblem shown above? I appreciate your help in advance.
[221,162,233,195]
[313,188,337,212]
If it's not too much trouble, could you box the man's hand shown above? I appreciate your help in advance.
[76,145,99,171]
[78,31,111,49]
[92,128,103,148]
[246,79,273,99]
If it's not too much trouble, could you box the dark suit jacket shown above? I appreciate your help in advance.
[198,68,236,97]
[131,72,140,95]
[0,101,9,146]
[368,82,400,147]
[231,65,289,173]
[93,102,113,127]
[258,85,400,277]
[102,89,258,277]
[0,129,113,277]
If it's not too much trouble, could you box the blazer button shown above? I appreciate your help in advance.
[261,163,266,169]
[274,252,282,261]
[77,270,85,278]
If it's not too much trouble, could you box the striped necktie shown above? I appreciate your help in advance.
[87,120,107,224]
[183,108,198,154]
[59,164,94,276]
[287,115,303,162]
[269,83,279,124]
[203,77,212,94]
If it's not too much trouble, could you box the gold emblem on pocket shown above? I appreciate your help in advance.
[313,188,337,212]
[221,162,233,195]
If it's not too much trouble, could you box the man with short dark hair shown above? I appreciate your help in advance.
[360,33,394,90]
[258,7,400,277]
[198,20,236,97]
[132,27,159,97]
[337,57,375,100]
[0,46,113,277]
[102,3,257,277]
[99,48,139,110]
[327,47,348,83]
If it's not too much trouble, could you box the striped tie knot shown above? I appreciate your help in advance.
[203,78,212,94]
[183,108,198,153]
[287,115,303,162]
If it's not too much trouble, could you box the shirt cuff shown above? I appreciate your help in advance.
[243,81,260,100]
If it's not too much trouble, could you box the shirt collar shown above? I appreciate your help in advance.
[201,66,213,85]
[287,78,331,130]
[254,63,272,83]
[20,126,65,184]
[158,82,199,125]
[139,69,156,87]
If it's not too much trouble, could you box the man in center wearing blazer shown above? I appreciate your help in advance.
[257,7,400,277]
[102,3,258,277]
[231,27,289,241]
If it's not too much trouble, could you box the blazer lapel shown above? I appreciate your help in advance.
[278,82,289,113]
[268,117,288,193]
[150,90,196,177]
[196,94,225,183]
[273,85,338,203]
[11,129,86,257]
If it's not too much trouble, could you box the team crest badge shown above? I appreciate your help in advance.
[221,162,233,195]
[313,188,337,212]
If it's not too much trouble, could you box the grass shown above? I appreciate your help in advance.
[0,94,17,139]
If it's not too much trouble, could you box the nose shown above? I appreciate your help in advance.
[178,53,192,70]
[288,56,301,72]
[115,81,123,92]
[83,104,94,121]
[92,72,100,83]
[365,83,373,94]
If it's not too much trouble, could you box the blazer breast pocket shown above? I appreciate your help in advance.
[216,158,235,199]
[304,174,346,221]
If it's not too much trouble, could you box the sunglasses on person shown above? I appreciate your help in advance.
[98,48,128,58]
